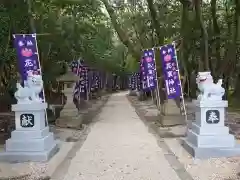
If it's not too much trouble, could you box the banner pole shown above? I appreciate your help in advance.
[33,34,48,126]
[87,68,89,101]
[172,42,187,123]
[151,90,154,103]
[77,59,81,114]
[152,48,161,110]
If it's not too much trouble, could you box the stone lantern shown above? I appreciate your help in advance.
[56,67,79,126]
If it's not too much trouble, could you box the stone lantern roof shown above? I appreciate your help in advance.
[57,67,79,82]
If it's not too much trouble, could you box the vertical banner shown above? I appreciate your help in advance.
[13,34,41,81]
[87,69,92,91]
[71,60,88,100]
[128,74,132,90]
[128,73,137,90]
[72,60,80,101]
[95,71,100,89]
[160,44,182,99]
[139,56,146,90]
[131,73,136,90]
[13,34,45,102]
[79,66,88,100]
[141,49,157,91]
[91,70,96,90]
[100,71,104,89]
[71,60,80,74]
[13,34,47,126]
[136,72,141,91]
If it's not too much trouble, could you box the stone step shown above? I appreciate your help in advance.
[191,123,229,135]
[0,142,58,162]
[11,127,50,139]
[183,139,240,159]
[187,129,235,148]
[6,133,55,152]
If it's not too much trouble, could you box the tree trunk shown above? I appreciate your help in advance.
[26,0,36,33]
[210,0,221,77]
[232,0,240,99]
[194,0,209,71]
[101,0,140,60]
[179,1,191,95]
[223,73,229,100]
[146,0,164,45]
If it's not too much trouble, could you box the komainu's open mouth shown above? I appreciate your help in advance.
[199,78,207,82]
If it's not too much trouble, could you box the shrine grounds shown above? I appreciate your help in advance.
[0,91,240,179]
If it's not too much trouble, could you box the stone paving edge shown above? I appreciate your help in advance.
[127,95,194,180]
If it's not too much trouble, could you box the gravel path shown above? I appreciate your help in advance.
[62,92,181,180]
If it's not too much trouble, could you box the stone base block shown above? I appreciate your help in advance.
[128,90,137,96]
[159,115,186,127]
[191,123,229,135]
[0,142,58,162]
[183,139,240,159]
[11,127,50,139]
[187,129,235,148]
[60,110,78,117]
[6,132,55,152]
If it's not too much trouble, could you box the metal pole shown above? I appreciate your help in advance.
[152,48,161,110]
[172,42,187,123]
[86,68,89,101]
[33,34,49,126]
[151,90,154,103]
[77,59,81,114]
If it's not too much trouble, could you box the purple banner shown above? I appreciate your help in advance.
[13,34,45,102]
[71,60,80,74]
[79,66,88,100]
[141,49,157,91]
[90,70,96,89]
[139,56,145,91]
[128,73,136,90]
[130,73,137,90]
[99,71,104,89]
[94,71,100,89]
[71,60,88,100]
[13,34,41,81]
[160,44,181,99]
[128,74,132,89]
[136,72,141,91]
[88,69,94,91]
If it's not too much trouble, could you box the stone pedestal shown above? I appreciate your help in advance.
[0,103,58,162]
[56,83,83,128]
[59,83,78,118]
[159,99,185,126]
[183,100,240,159]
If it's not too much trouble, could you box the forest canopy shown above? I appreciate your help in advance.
[0,0,240,102]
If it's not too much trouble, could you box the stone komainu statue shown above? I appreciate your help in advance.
[14,71,43,104]
[196,72,225,101]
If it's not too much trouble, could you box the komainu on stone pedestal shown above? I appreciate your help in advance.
[0,72,58,162]
[183,71,240,159]
[15,71,43,103]
[196,71,225,101]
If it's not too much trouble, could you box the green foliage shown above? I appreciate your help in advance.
[0,0,128,92]
[124,54,139,72]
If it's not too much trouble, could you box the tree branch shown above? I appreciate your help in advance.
[146,0,163,45]
[101,0,140,60]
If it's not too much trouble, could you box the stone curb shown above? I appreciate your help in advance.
[0,174,51,180]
